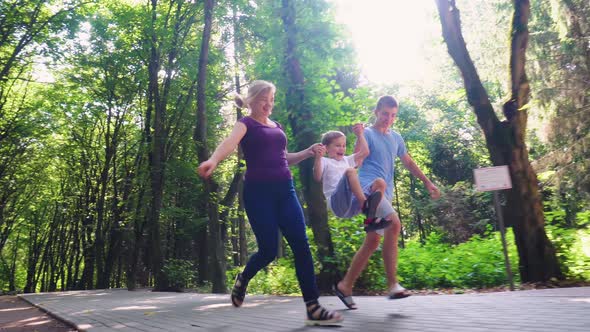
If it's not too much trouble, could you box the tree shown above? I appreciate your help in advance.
[280,0,338,290]
[435,0,562,282]
[528,0,590,220]
[193,0,227,293]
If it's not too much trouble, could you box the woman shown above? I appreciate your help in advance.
[198,80,342,326]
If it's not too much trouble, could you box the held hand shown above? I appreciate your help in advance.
[197,160,218,179]
[426,182,441,200]
[314,144,326,158]
[352,123,364,136]
[309,143,324,157]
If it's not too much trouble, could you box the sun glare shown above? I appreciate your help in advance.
[332,0,440,86]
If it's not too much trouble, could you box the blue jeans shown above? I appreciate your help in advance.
[241,179,319,303]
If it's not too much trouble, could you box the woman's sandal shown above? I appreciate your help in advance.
[305,301,343,326]
[231,273,248,307]
[364,217,392,233]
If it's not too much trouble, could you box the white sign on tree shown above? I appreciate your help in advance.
[473,165,512,192]
[473,165,515,290]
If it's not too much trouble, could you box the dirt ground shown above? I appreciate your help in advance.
[0,296,75,331]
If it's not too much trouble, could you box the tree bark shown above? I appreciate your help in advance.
[193,0,226,293]
[280,0,336,291]
[146,0,166,290]
[229,1,247,268]
[95,105,114,289]
[435,0,562,282]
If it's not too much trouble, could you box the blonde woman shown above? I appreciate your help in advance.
[198,80,342,326]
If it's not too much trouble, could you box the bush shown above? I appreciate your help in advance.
[162,259,196,291]
[545,210,590,280]
[421,182,496,244]
[229,209,589,296]
[226,258,301,296]
[397,231,519,289]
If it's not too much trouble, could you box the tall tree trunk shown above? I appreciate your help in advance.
[409,176,425,244]
[230,1,247,268]
[126,101,150,290]
[238,184,247,266]
[24,221,40,293]
[280,0,336,291]
[146,0,166,290]
[435,0,562,282]
[4,233,20,291]
[95,108,114,289]
[79,142,100,290]
[193,0,225,293]
[66,213,78,290]
[394,176,405,247]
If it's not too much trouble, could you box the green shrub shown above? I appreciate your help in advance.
[545,211,590,280]
[162,259,196,290]
[226,258,301,296]
[394,230,519,289]
[228,209,588,296]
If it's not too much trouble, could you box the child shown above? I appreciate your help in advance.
[313,123,391,232]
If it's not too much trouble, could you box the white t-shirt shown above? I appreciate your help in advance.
[320,154,357,198]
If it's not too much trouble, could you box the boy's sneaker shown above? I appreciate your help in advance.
[361,191,382,219]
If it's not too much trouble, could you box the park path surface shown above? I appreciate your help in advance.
[11,287,590,332]
[0,295,74,331]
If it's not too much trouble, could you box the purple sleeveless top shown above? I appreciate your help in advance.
[238,116,292,181]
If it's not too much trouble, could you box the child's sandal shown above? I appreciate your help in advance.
[305,302,343,326]
[231,273,247,307]
[362,191,382,218]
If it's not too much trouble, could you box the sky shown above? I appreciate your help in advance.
[331,0,441,86]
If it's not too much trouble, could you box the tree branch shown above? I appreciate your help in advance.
[435,0,499,135]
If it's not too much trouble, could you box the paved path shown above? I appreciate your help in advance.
[18,287,590,332]
[0,295,73,331]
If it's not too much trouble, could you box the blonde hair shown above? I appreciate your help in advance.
[321,131,345,146]
[234,80,276,109]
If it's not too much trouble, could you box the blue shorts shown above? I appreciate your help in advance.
[328,174,396,221]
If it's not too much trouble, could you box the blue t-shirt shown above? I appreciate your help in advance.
[358,127,407,200]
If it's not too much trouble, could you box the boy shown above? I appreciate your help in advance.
[313,123,391,233]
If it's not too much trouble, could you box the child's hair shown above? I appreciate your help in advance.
[321,131,345,146]
[234,80,276,109]
[375,95,398,111]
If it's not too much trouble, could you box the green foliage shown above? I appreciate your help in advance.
[398,231,519,289]
[528,0,590,208]
[226,258,301,296]
[319,215,524,291]
[1,0,587,295]
[162,259,197,290]
[420,182,496,244]
[326,218,520,291]
[544,211,590,280]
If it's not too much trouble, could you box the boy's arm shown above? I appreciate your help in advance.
[353,131,369,166]
[312,145,326,182]
[352,123,369,166]
[313,156,323,182]
[400,153,440,199]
